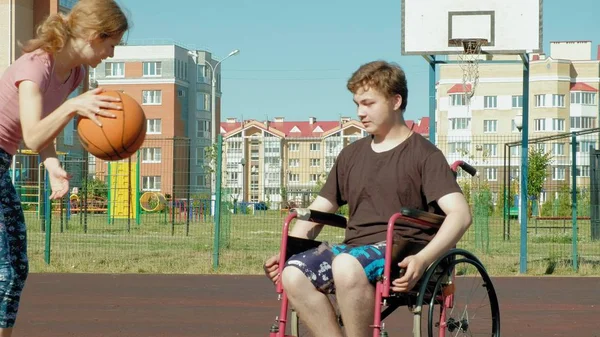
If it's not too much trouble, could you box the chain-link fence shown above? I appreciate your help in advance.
[13,131,600,276]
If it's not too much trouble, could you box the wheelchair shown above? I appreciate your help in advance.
[267,161,500,337]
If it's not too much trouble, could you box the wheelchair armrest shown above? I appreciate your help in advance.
[400,207,445,226]
[291,208,347,228]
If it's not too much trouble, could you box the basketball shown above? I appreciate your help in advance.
[76,91,147,161]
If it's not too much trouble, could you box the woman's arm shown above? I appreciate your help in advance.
[18,81,121,152]
[19,80,75,152]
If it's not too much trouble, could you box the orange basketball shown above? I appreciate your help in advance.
[76,91,147,161]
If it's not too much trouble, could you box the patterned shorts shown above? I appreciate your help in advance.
[284,241,394,294]
[0,148,29,328]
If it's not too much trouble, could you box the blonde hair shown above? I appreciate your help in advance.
[21,0,129,54]
[347,61,409,112]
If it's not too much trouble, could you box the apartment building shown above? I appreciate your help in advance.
[220,116,430,208]
[94,43,222,197]
[437,40,599,204]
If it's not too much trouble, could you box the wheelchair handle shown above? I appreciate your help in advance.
[291,208,347,228]
[451,160,477,177]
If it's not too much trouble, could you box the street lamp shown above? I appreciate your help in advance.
[206,49,240,144]
[513,111,523,132]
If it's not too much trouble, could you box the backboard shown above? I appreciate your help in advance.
[401,0,543,56]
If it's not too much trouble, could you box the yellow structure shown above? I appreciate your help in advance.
[108,161,138,219]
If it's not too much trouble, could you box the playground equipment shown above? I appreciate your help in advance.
[140,191,167,212]
[107,159,140,224]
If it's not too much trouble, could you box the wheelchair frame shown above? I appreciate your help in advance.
[268,160,500,337]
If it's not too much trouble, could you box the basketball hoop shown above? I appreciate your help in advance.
[449,38,488,105]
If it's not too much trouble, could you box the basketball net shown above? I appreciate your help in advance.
[451,39,487,107]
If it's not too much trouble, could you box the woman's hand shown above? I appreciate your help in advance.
[44,158,71,200]
[67,87,121,126]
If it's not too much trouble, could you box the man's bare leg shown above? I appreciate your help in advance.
[0,328,13,337]
[332,254,375,337]
[281,267,344,337]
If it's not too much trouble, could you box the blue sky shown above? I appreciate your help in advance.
[118,0,600,123]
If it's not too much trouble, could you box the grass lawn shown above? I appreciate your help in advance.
[24,210,600,276]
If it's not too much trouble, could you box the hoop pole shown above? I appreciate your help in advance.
[428,55,436,144]
[519,53,530,274]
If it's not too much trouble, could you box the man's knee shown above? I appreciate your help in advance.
[281,266,313,295]
[331,253,370,289]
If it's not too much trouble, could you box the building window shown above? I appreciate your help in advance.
[196,92,210,111]
[143,62,162,76]
[196,147,205,166]
[483,120,497,133]
[571,92,596,105]
[289,159,300,167]
[512,95,523,108]
[105,62,124,77]
[483,144,497,157]
[289,143,299,151]
[552,94,565,107]
[142,90,162,105]
[576,141,595,153]
[534,118,546,132]
[484,96,497,109]
[577,166,590,177]
[142,176,161,191]
[449,118,470,130]
[553,143,564,156]
[536,144,546,153]
[552,118,565,131]
[141,148,161,163]
[552,167,565,180]
[196,120,211,138]
[147,119,162,134]
[288,173,300,182]
[450,94,466,106]
[571,117,596,129]
[535,95,545,107]
[310,158,320,167]
[310,143,320,151]
[448,142,470,155]
[485,168,497,181]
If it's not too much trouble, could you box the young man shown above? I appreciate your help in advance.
[264,60,472,337]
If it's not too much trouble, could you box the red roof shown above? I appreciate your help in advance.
[221,118,430,138]
[447,84,472,93]
[268,121,340,137]
[411,117,430,135]
[570,82,598,92]
[220,121,242,134]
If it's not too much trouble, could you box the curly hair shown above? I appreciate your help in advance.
[347,60,408,112]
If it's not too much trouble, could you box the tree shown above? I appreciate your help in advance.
[203,142,219,175]
[527,147,553,218]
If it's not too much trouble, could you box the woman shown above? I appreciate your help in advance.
[0,0,129,334]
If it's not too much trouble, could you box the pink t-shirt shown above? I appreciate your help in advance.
[0,50,85,155]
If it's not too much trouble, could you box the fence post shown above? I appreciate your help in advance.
[44,168,52,265]
[519,54,530,274]
[212,135,224,270]
[571,132,578,271]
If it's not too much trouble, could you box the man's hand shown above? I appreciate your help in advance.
[264,252,281,284]
[45,159,71,200]
[391,254,428,292]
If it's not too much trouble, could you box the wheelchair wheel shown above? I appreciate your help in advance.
[424,250,500,337]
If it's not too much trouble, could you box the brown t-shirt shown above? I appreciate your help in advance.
[319,132,463,246]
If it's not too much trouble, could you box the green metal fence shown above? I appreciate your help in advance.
[12,132,600,276]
